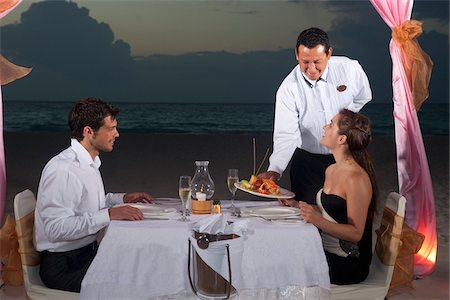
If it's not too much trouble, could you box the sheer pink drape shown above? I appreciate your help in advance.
[370,0,436,277]
[1,0,29,222]
[0,86,5,222]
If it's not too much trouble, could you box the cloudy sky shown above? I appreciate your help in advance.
[1,0,448,103]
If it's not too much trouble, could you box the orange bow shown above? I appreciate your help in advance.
[0,215,23,286]
[392,20,433,111]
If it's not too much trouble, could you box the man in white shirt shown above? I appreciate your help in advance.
[259,28,372,204]
[35,98,152,292]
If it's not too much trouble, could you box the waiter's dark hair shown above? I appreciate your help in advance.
[296,27,331,54]
[69,98,119,141]
[337,109,378,220]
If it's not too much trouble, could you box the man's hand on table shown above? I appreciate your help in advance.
[109,205,144,221]
[107,192,152,221]
[257,171,280,181]
[124,192,152,203]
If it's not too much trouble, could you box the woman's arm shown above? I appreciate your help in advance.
[299,173,372,242]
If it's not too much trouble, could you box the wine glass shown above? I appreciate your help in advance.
[227,169,239,216]
[178,176,192,222]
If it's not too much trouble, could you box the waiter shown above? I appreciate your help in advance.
[259,27,372,204]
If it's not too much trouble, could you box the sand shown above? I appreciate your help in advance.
[1,132,449,298]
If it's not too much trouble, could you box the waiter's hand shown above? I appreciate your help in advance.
[258,171,280,181]
[124,192,152,203]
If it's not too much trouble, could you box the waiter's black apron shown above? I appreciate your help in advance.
[290,148,335,204]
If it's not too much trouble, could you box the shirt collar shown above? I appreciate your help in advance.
[70,139,101,169]
[300,63,329,88]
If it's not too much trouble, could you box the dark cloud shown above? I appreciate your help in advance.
[0,0,448,104]
[237,10,258,15]
[1,0,132,101]
[413,1,449,25]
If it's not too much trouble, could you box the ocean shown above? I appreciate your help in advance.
[2,101,448,136]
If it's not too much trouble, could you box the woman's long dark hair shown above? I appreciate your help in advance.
[337,109,378,220]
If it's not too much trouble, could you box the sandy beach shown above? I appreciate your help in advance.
[1,132,449,298]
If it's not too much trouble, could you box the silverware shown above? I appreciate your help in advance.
[145,217,170,220]
[235,207,242,218]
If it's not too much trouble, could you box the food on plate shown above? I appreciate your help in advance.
[240,175,280,195]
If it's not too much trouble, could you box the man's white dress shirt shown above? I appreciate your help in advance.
[35,139,124,252]
[268,56,372,175]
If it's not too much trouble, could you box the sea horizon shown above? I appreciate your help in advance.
[2,100,448,136]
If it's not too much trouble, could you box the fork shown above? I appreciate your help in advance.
[235,207,242,218]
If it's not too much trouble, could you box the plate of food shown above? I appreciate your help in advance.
[234,175,295,199]
[240,206,300,220]
[116,203,177,218]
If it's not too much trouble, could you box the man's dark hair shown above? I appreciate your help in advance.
[296,27,331,54]
[68,98,119,141]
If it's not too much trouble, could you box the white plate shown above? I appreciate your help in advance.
[240,206,300,220]
[271,219,305,225]
[117,203,177,218]
[153,198,180,206]
[235,182,295,199]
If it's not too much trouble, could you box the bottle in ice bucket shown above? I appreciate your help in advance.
[191,161,215,214]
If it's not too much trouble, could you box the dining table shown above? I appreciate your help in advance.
[80,199,331,299]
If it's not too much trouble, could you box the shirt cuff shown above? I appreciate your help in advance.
[106,193,126,207]
[268,165,284,179]
[95,209,111,227]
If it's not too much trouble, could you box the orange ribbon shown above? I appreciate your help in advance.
[0,55,32,85]
[375,207,404,266]
[392,20,433,111]
[0,0,21,14]
[0,215,23,286]
[15,211,41,267]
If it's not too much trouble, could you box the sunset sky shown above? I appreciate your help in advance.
[1,0,448,103]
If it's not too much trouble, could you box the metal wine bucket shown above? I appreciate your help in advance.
[188,231,239,299]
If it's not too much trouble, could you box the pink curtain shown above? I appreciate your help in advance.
[370,0,436,277]
[1,0,30,222]
[0,86,5,222]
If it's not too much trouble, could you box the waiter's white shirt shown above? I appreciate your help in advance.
[35,139,124,252]
[268,56,372,176]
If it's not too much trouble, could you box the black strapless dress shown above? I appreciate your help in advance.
[317,189,372,285]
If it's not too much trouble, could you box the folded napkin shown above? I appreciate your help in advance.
[190,214,249,236]
[190,214,250,293]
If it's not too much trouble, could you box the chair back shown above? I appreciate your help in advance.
[13,189,80,299]
[367,192,406,285]
[13,190,43,290]
[330,192,407,300]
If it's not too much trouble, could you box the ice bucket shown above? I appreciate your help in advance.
[188,231,239,299]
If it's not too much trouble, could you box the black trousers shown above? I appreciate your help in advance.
[325,251,370,285]
[290,148,335,204]
[39,241,98,293]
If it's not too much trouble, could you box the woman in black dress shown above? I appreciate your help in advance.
[281,109,378,285]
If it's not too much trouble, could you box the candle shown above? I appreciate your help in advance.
[196,192,206,201]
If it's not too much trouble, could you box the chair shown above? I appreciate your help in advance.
[13,189,79,300]
[330,192,407,300]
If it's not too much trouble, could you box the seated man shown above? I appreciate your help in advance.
[34,98,152,292]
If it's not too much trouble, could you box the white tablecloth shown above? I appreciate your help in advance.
[80,200,330,299]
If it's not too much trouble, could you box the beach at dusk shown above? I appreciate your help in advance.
[1,0,448,298]
[2,132,449,298]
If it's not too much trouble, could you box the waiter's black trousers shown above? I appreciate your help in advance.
[39,241,98,293]
[290,148,335,204]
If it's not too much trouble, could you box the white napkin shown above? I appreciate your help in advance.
[190,214,249,293]
[190,214,249,236]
